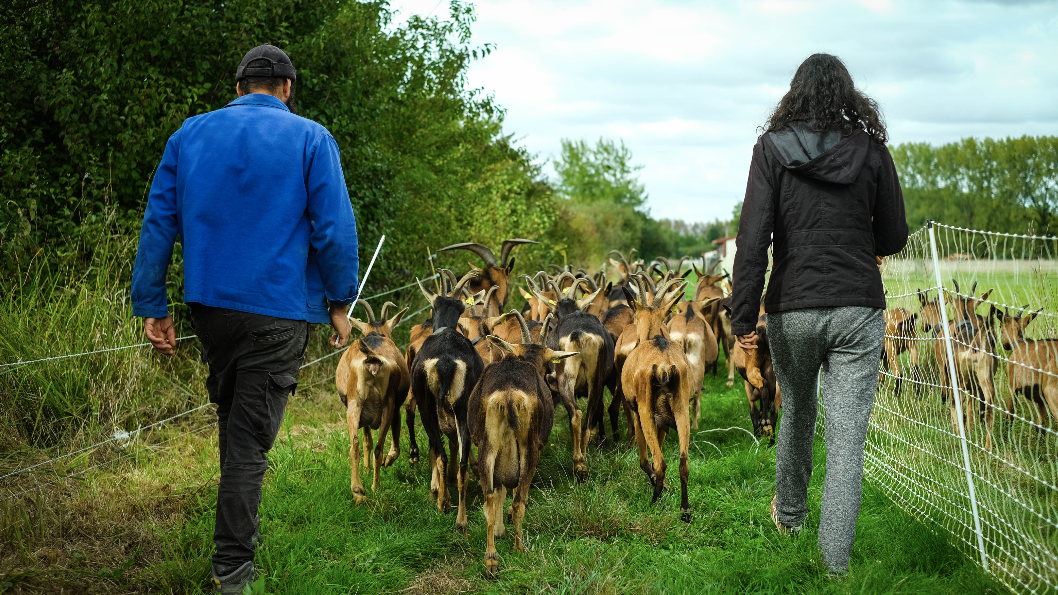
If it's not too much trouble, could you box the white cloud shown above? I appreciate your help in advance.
[390,0,1058,223]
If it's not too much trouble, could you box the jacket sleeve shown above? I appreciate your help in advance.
[131,133,180,319]
[731,139,777,336]
[306,133,359,306]
[872,144,909,256]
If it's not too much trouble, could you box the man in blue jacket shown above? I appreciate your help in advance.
[131,45,359,593]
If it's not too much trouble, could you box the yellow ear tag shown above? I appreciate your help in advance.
[465,297,476,306]
[550,357,563,364]
[671,305,679,313]
[548,299,557,306]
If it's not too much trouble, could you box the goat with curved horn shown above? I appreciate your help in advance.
[356,299,376,323]
[438,239,539,316]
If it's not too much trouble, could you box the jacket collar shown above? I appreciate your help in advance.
[224,93,290,112]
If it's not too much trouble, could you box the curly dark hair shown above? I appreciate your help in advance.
[765,53,887,143]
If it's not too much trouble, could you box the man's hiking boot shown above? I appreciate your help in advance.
[211,560,254,594]
[771,496,802,536]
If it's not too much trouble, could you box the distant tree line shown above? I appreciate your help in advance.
[891,136,1058,236]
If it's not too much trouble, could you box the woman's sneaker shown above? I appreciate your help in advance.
[771,496,802,536]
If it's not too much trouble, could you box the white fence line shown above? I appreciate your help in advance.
[864,219,1058,594]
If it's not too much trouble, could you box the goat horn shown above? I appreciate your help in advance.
[564,277,588,301]
[499,239,539,266]
[581,275,599,291]
[707,259,721,275]
[521,274,541,293]
[971,281,978,295]
[951,278,961,293]
[653,257,671,270]
[482,285,499,315]
[548,264,566,274]
[416,278,438,306]
[673,256,688,272]
[380,301,397,321]
[651,278,685,308]
[1018,304,1028,317]
[451,270,478,296]
[356,299,376,323]
[439,269,458,294]
[509,309,532,344]
[607,249,629,268]
[439,242,498,267]
[540,313,554,346]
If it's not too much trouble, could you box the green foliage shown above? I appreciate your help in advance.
[549,137,731,266]
[891,136,1058,236]
[0,0,557,289]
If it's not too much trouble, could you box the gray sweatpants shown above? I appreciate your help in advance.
[768,306,884,574]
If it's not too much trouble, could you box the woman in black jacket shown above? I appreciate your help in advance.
[731,53,908,576]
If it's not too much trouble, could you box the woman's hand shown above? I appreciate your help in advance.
[737,332,758,350]
[876,255,884,267]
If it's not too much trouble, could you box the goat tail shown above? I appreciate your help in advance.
[569,330,583,346]
[506,399,519,432]
[432,358,463,414]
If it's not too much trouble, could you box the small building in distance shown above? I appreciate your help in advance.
[713,235,737,277]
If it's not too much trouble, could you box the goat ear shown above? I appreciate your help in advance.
[681,268,693,279]
[486,335,516,354]
[990,304,1001,321]
[350,317,370,336]
[604,281,613,294]
[467,261,482,272]
[519,286,533,300]
[576,287,602,311]
[386,307,410,332]
[505,257,516,275]
[546,349,579,363]
[485,312,511,330]
[1029,308,1043,323]
[917,290,926,306]
[980,288,993,301]
[456,318,472,336]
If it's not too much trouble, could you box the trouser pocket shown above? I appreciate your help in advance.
[254,373,297,451]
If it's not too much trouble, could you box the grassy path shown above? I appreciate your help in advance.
[160,358,1000,594]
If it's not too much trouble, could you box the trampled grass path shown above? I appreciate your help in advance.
[161,359,1002,595]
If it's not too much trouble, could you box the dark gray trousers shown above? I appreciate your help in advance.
[190,304,308,573]
[768,306,884,574]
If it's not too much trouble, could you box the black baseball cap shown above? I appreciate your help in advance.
[236,44,296,81]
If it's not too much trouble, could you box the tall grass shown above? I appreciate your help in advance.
[0,208,206,449]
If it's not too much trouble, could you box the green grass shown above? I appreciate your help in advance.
[151,358,1000,594]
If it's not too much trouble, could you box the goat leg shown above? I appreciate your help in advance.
[406,396,420,464]
[346,401,367,504]
[374,400,395,490]
[483,486,503,579]
[384,394,402,467]
[678,410,691,523]
[455,419,472,535]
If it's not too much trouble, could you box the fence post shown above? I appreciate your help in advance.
[927,220,988,571]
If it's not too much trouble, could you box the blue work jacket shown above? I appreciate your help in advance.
[131,94,359,324]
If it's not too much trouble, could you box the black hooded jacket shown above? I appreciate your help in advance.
[730,121,908,336]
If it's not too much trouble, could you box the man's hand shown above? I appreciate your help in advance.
[876,255,884,267]
[329,302,352,348]
[144,315,177,356]
[737,332,759,351]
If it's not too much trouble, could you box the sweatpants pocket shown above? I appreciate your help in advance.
[254,373,297,450]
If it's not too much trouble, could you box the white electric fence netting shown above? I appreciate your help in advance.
[819,220,1058,595]
[0,265,437,501]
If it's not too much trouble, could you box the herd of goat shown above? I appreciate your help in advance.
[332,238,1056,576]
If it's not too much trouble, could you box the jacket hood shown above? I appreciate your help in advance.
[766,121,870,185]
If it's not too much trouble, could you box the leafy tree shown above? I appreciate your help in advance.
[891,136,1058,236]
[0,0,557,296]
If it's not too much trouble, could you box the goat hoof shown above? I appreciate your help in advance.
[726,380,734,388]
[512,537,525,552]
[383,453,399,467]
[681,510,692,524]
[574,461,588,483]
[456,520,468,535]
[484,553,499,579]
[351,486,367,504]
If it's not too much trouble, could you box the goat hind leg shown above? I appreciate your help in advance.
[346,402,367,503]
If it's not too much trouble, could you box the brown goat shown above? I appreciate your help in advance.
[336,301,410,503]
[667,298,721,429]
[993,305,1058,429]
[439,239,539,315]
[621,277,693,521]
[880,307,921,397]
[469,312,576,577]
[941,282,999,452]
[726,304,781,440]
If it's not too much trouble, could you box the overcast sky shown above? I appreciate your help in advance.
[388,0,1058,224]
